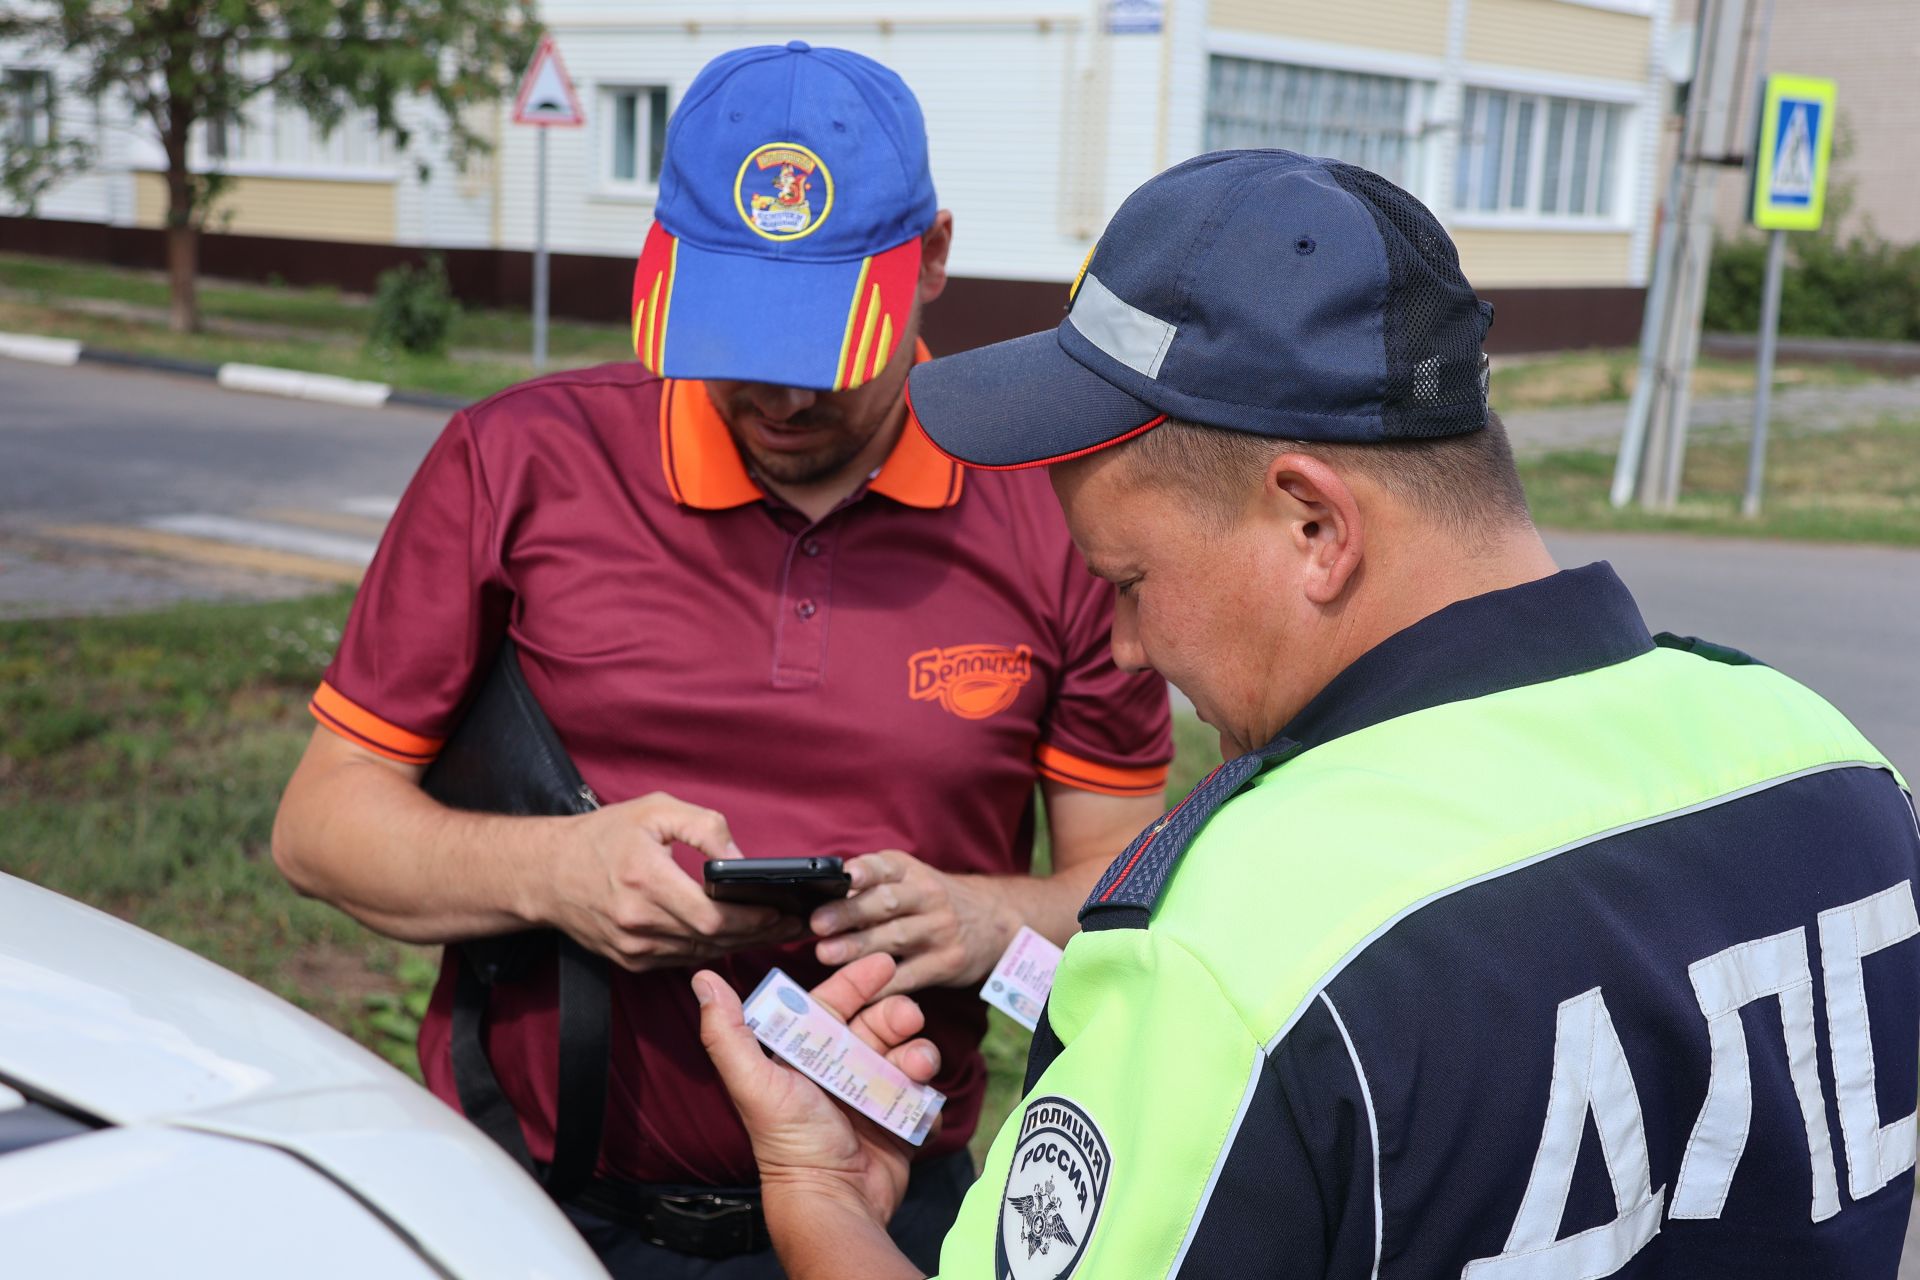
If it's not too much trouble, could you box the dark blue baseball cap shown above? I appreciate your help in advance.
[908,150,1494,468]
[632,41,937,391]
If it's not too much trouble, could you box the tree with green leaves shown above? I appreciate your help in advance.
[0,1,537,332]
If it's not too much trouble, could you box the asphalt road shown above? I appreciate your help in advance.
[0,357,442,524]
[1547,531,1920,781]
[0,358,445,615]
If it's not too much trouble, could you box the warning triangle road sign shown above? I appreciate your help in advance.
[513,35,584,127]
[1771,102,1815,198]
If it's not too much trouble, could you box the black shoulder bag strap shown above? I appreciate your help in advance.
[419,639,609,1202]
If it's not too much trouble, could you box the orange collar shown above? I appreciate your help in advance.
[659,342,963,512]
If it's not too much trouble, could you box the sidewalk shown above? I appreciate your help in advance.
[1501,375,1920,455]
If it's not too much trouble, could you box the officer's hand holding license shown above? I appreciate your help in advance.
[545,792,808,971]
[693,955,940,1235]
[809,850,1016,996]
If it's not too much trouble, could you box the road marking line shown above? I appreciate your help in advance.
[143,514,379,565]
[0,333,83,366]
[216,363,391,408]
[42,523,365,584]
[338,495,400,519]
[249,507,392,540]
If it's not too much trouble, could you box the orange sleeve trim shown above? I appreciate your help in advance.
[1035,743,1169,798]
[310,681,443,766]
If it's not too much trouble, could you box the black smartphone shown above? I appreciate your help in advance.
[703,856,851,915]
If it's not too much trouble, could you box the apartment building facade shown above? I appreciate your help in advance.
[2,0,1676,351]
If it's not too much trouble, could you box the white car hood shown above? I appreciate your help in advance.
[0,874,607,1279]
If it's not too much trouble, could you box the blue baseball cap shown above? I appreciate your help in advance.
[632,41,937,391]
[908,150,1494,468]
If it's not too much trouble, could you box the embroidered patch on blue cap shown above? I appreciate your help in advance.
[735,141,834,241]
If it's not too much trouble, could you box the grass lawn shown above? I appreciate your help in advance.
[1488,346,1878,412]
[0,587,1222,1164]
[0,251,633,404]
[0,590,436,1071]
[0,250,629,359]
[0,296,538,405]
[1518,416,1920,547]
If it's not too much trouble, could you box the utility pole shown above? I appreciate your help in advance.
[1614,0,1758,510]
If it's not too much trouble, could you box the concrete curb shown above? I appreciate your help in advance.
[216,362,391,408]
[0,329,470,412]
[0,333,82,365]
[1701,332,1920,376]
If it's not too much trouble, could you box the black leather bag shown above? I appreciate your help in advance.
[420,639,609,1200]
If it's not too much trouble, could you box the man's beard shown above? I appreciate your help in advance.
[723,401,881,488]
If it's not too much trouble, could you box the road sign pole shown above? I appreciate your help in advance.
[533,126,549,371]
[1741,227,1787,517]
[513,33,582,370]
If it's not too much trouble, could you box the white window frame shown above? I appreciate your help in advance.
[594,83,670,202]
[1201,48,1439,208]
[125,54,400,184]
[1554,0,1654,15]
[1451,85,1632,231]
[162,117,400,185]
[4,66,55,151]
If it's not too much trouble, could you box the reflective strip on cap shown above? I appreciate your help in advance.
[1066,271,1178,380]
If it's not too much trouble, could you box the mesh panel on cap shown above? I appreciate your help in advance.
[1324,161,1491,439]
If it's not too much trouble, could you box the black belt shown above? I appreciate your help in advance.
[567,1176,771,1259]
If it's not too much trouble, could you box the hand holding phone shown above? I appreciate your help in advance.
[705,856,852,915]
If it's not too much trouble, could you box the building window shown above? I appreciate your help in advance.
[1455,87,1624,219]
[4,68,54,150]
[1205,57,1430,191]
[604,86,669,188]
[177,95,388,176]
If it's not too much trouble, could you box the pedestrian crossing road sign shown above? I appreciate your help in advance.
[1750,74,1835,231]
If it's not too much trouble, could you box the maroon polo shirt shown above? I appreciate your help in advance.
[312,356,1171,1185]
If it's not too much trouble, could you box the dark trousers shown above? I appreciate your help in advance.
[563,1150,977,1279]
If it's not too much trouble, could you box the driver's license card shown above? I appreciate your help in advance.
[978,926,1064,1031]
[741,968,945,1146]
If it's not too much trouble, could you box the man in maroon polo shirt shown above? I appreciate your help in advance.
[271,42,1170,1278]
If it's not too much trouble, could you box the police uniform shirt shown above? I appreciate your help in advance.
[940,563,1920,1279]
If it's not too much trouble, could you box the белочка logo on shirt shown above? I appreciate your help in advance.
[908,643,1033,720]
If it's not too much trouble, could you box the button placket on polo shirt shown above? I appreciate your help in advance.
[772,514,838,689]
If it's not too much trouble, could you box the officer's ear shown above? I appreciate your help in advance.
[1267,452,1362,608]
[917,210,953,306]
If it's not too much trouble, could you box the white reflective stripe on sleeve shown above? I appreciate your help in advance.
[1321,994,1382,1280]
[1671,926,1841,1222]
[1818,880,1920,1202]
[1064,272,1177,380]
[1462,987,1664,1280]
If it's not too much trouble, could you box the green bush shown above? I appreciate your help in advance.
[368,254,458,357]
[1706,230,1920,341]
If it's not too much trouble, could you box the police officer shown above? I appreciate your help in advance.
[691,149,1920,1277]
